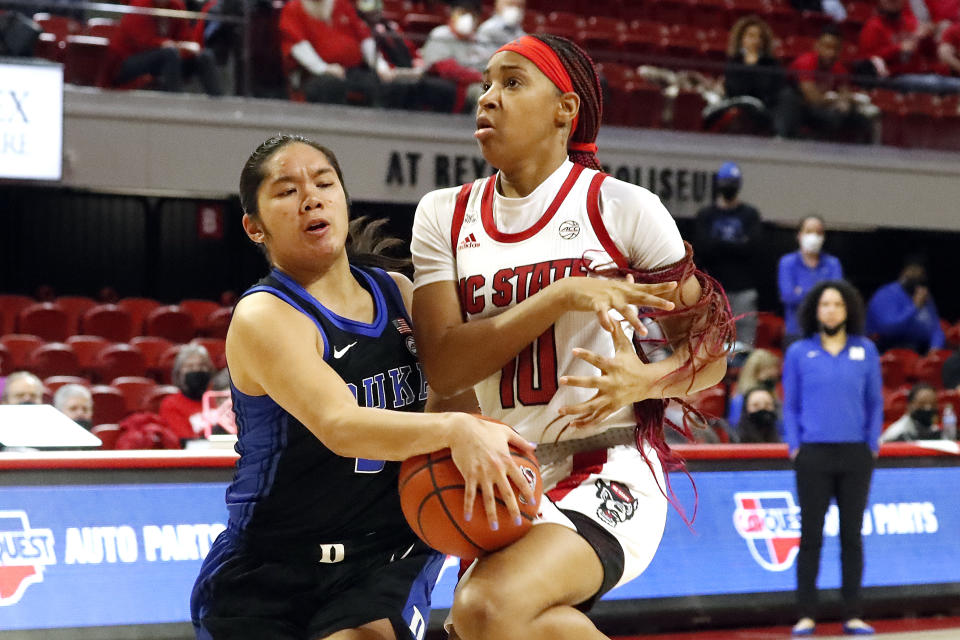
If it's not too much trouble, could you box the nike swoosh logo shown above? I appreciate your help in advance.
[333,341,358,359]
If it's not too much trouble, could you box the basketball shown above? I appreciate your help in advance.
[398,422,542,560]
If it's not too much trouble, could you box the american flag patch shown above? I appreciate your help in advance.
[393,318,412,335]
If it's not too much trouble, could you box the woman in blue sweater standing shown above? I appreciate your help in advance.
[778,215,843,347]
[784,280,882,637]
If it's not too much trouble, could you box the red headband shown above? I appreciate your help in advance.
[496,35,594,152]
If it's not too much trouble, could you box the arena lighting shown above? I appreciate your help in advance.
[0,58,63,181]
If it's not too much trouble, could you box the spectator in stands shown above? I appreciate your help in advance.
[53,384,93,431]
[107,0,223,96]
[866,255,945,353]
[477,0,527,57]
[0,371,44,405]
[695,161,763,349]
[858,0,960,93]
[159,344,214,442]
[421,0,486,112]
[722,16,783,133]
[784,280,881,636]
[937,20,960,76]
[736,387,782,443]
[778,214,844,346]
[880,382,942,441]
[279,0,393,106]
[776,25,874,143]
[727,347,782,425]
[355,0,457,112]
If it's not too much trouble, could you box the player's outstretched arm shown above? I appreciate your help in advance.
[413,277,677,397]
[227,292,535,525]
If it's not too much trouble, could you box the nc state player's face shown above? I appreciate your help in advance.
[251,143,349,267]
[476,51,565,167]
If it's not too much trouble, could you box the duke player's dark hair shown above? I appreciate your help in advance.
[797,279,865,338]
[530,34,603,171]
[239,134,410,272]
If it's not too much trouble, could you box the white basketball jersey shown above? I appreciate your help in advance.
[448,162,663,444]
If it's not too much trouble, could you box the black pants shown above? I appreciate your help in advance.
[302,67,382,106]
[775,86,872,143]
[794,442,874,619]
[115,47,223,96]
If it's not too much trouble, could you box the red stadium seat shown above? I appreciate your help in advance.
[401,13,445,39]
[34,31,64,62]
[55,296,97,335]
[63,34,110,86]
[28,342,80,378]
[647,0,690,26]
[540,11,584,40]
[0,334,45,371]
[798,11,832,38]
[881,348,919,387]
[85,17,118,39]
[179,299,221,329]
[117,297,162,335]
[66,335,110,374]
[912,353,946,389]
[0,295,35,335]
[690,0,730,30]
[0,343,9,376]
[145,305,196,343]
[755,314,785,351]
[82,304,134,342]
[91,423,121,449]
[92,343,147,382]
[691,384,728,418]
[157,345,184,384]
[111,376,158,413]
[44,375,92,394]
[90,386,127,425]
[32,13,82,40]
[130,336,175,379]
[202,307,233,339]
[142,384,181,414]
[17,303,70,342]
[883,387,910,424]
[671,89,706,130]
[192,337,227,369]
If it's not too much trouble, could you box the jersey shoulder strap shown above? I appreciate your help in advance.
[451,180,479,260]
[585,172,629,270]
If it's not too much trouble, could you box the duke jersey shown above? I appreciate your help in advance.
[411,160,685,447]
[226,266,428,547]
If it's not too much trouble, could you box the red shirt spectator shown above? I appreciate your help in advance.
[279,0,371,74]
[159,392,203,441]
[109,0,195,61]
[790,50,848,92]
[927,0,960,22]
[938,22,960,75]
[858,4,928,75]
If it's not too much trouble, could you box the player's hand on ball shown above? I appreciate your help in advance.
[554,274,676,335]
[447,414,537,531]
[559,319,653,428]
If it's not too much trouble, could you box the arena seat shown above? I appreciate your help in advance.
[880,349,918,389]
[883,386,910,424]
[130,336,175,379]
[0,334,45,371]
[17,303,70,342]
[671,89,707,131]
[401,13,445,39]
[28,342,80,378]
[64,34,110,86]
[32,13,82,40]
[44,375,92,394]
[111,376,159,413]
[157,345,183,384]
[85,17,117,39]
[92,343,147,382]
[145,306,196,343]
[798,10,832,38]
[0,295,35,335]
[202,307,233,339]
[0,343,9,376]
[90,386,127,425]
[142,385,180,414]
[192,337,227,369]
[82,304,134,342]
[117,297,162,335]
[647,0,690,26]
[690,0,730,30]
[34,32,64,62]
[912,352,947,389]
[691,383,728,418]
[179,299,221,329]
[65,334,110,374]
[91,423,121,450]
[755,314,785,351]
[55,296,97,334]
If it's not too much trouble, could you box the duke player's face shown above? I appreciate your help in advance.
[817,287,847,329]
[476,51,574,170]
[248,143,349,271]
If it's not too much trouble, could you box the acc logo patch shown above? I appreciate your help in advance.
[732,491,801,572]
[558,220,580,240]
[0,511,56,606]
[595,479,637,527]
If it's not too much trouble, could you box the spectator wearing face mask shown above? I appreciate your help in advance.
[159,344,215,442]
[0,371,44,406]
[695,161,763,349]
[880,382,942,442]
[727,347,782,425]
[421,0,487,112]
[53,384,94,431]
[866,255,945,354]
[736,386,782,443]
[778,215,844,347]
[477,0,527,56]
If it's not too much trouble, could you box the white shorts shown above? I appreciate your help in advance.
[445,443,668,633]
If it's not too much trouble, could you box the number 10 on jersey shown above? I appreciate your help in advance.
[500,327,558,407]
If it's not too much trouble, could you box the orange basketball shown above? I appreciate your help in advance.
[398,421,542,560]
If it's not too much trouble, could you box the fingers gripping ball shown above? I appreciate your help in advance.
[398,423,542,560]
